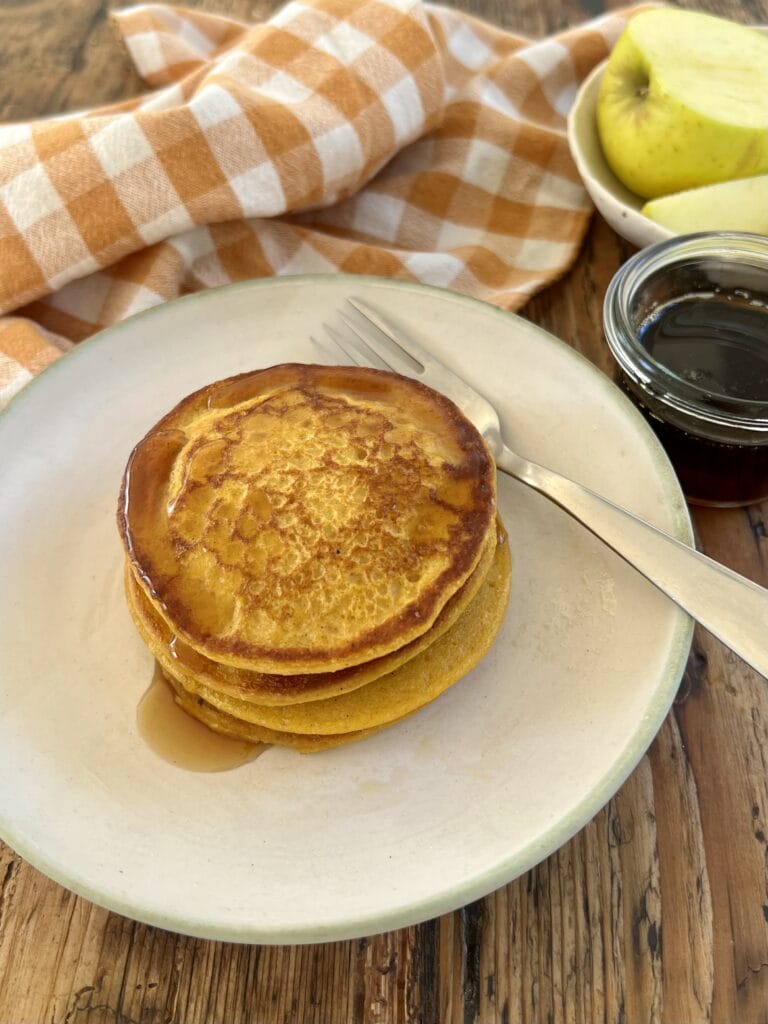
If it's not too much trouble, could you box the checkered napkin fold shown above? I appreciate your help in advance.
[0,0,635,407]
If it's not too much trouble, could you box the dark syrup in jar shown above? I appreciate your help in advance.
[635,290,768,506]
[641,294,768,402]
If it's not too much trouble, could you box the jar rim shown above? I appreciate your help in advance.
[603,231,768,434]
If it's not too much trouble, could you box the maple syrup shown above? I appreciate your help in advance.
[640,294,768,403]
[137,664,265,772]
[603,233,768,507]
[622,394,768,507]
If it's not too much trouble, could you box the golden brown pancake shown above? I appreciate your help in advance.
[123,521,497,706]
[152,523,510,737]
[163,672,383,753]
[163,522,511,749]
[118,364,496,674]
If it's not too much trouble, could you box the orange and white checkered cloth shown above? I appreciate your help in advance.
[0,0,635,407]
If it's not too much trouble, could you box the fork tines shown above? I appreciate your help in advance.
[322,298,426,378]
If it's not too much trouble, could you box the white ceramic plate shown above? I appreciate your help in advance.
[566,28,768,249]
[0,276,693,943]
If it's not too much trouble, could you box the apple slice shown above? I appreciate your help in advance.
[597,9,768,199]
[641,175,768,234]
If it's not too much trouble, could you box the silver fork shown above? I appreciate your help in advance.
[321,296,768,681]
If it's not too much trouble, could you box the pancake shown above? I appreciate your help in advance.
[163,672,383,753]
[118,364,496,674]
[162,524,512,749]
[159,521,510,738]
[123,521,498,707]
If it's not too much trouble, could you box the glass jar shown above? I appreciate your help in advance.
[602,232,768,508]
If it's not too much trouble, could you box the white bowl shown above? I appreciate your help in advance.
[566,28,768,250]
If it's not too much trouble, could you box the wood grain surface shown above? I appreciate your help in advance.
[1,1,768,1022]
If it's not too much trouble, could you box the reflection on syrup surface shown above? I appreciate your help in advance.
[137,664,265,772]
[640,293,768,402]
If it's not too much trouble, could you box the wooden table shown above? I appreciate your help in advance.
[2,1,767,1021]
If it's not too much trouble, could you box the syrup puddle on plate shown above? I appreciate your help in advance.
[138,664,266,772]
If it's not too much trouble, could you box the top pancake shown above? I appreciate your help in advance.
[118,364,496,673]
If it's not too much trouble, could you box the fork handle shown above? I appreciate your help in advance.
[498,446,768,679]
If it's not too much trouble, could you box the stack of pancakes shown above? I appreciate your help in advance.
[118,363,510,753]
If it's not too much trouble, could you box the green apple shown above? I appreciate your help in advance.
[641,175,768,234]
[597,9,768,199]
